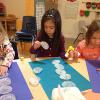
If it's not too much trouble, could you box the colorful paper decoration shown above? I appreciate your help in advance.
[80,10,84,16]
[67,0,76,2]
[91,2,97,9]
[97,3,100,9]
[86,2,91,9]
[85,2,100,10]
[85,10,90,17]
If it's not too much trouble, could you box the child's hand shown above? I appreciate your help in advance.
[30,54,36,61]
[0,66,8,76]
[68,50,79,61]
[34,41,41,50]
[74,50,79,60]
[68,50,74,60]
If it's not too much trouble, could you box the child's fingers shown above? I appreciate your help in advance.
[0,66,8,76]
[35,41,41,46]
[34,41,41,49]
[96,68,100,71]
[0,69,5,76]
[35,41,40,44]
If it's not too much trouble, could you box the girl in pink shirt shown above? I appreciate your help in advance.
[69,20,100,60]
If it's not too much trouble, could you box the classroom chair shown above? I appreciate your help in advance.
[15,16,37,52]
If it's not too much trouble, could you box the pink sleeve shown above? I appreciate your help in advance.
[75,40,86,58]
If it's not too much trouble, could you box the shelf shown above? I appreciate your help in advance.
[81,0,100,3]
[85,9,100,12]
[81,1,100,12]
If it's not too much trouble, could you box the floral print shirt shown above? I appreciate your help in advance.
[0,38,15,67]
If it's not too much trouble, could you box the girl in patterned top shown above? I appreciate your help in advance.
[0,23,15,75]
[30,9,66,58]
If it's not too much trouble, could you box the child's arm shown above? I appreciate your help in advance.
[66,40,85,61]
[30,40,41,54]
[59,36,67,59]
[0,42,15,75]
[75,40,86,58]
[30,32,41,54]
[2,43,15,67]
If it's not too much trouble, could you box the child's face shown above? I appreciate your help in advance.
[90,32,100,47]
[44,20,55,38]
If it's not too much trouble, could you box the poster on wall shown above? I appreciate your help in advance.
[65,0,79,19]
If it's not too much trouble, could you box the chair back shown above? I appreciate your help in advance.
[21,16,37,34]
[16,16,37,42]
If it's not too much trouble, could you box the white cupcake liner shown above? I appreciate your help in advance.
[0,77,11,86]
[0,93,16,100]
[0,85,12,95]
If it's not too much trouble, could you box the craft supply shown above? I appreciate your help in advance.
[29,77,39,86]
[41,41,49,49]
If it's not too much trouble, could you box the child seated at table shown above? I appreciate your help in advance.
[0,23,15,76]
[30,9,66,59]
[68,20,100,61]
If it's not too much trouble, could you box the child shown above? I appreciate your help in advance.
[30,9,66,58]
[0,23,15,76]
[69,20,100,60]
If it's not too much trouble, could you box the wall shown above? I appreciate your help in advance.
[58,0,96,38]
[0,0,35,17]
[0,0,98,38]
[0,0,35,30]
[25,0,35,16]
[0,0,25,18]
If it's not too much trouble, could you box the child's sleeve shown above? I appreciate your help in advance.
[30,43,36,54]
[59,36,66,59]
[30,33,41,54]
[2,42,15,68]
[75,40,86,58]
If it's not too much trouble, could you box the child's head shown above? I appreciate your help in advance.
[41,8,62,38]
[86,20,100,47]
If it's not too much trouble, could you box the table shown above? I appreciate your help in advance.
[16,58,89,100]
[16,58,48,100]
[15,58,100,100]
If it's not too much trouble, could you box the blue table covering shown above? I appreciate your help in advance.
[8,62,33,100]
[29,57,91,100]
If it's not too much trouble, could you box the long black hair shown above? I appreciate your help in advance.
[40,8,62,53]
[86,20,100,45]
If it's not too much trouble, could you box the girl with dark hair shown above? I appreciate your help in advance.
[69,20,100,60]
[30,9,66,58]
